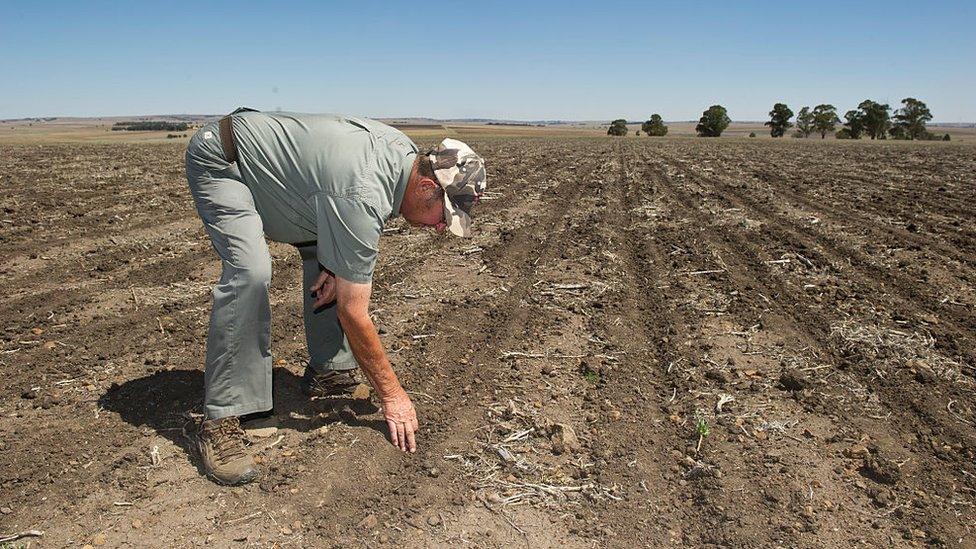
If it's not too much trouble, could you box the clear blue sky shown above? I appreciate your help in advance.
[2,1,973,121]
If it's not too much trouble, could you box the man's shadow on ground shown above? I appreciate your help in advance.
[98,367,385,473]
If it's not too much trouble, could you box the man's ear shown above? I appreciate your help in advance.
[417,177,439,199]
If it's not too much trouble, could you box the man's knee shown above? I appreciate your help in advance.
[225,251,272,292]
[237,261,272,289]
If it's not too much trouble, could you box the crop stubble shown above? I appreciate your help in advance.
[0,137,974,547]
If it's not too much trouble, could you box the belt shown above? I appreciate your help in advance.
[218,116,238,163]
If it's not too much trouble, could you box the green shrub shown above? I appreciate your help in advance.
[641,114,669,136]
[607,119,628,136]
[696,105,730,137]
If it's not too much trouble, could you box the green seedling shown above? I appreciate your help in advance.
[579,360,600,383]
[695,411,710,453]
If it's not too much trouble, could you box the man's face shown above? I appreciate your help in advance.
[405,179,447,232]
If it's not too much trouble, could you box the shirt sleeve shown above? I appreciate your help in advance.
[312,193,383,283]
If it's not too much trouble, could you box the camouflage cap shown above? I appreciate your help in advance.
[428,138,486,237]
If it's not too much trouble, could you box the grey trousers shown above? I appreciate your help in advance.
[185,121,358,419]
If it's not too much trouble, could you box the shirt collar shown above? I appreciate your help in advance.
[390,149,416,219]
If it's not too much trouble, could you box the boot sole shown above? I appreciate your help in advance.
[300,380,359,398]
[207,468,261,486]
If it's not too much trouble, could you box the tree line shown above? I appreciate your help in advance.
[608,98,948,140]
[112,121,190,132]
[765,98,945,140]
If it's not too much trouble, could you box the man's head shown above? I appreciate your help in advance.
[400,139,486,237]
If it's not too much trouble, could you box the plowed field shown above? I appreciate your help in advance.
[1,137,974,548]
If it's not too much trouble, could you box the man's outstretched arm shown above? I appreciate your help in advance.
[335,276,419,452]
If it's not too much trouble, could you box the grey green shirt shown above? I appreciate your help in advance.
[230,112,418,283]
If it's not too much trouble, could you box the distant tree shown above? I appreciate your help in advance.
[943,133,951,141]
[795,107,814,138]
[641,114,669,136]
[749,132,757,138]
[696,105,730,137]
[635,130,641,136]
[843,110,864,139]
[607,119,628,136]
[835,128,853,139]
[857,100,891,140]
[812,104,840,139]
[893,97,933,141]
[764,103,794,137]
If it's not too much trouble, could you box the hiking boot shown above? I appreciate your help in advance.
[301,367,360,398]
[197,416,261,486]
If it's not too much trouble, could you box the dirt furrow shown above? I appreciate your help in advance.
[631,143,975,546]
[659,151,976,367]
[285,145,617,547]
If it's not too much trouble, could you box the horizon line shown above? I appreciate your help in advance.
[3,114,973,126]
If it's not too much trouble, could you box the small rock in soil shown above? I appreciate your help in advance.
[351,383,371,400]
[247,426,279,438]
[705,369,729,384]
[843,444,870,459]
[866,486,893,507]
[860,454,901,485]
[778,370,808,391]
[913,368,937,384]
[550,423,580,455]
[358,514,378,530]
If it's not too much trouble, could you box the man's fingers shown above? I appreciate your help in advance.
[312,278,337,309]
[313,287,337,308]
[411,417,419,432]
[310,274,325,292]
[396,423,407,452]
[387,419,399,448]
[405,425,417,453]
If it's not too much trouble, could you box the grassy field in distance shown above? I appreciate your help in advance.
[2,117,973,144]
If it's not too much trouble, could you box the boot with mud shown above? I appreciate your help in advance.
[197,416,261,486]
[301,367,361,398]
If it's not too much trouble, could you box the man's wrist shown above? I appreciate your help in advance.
[372,380,405,402]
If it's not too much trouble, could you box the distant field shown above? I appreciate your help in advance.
[3,117,972,144]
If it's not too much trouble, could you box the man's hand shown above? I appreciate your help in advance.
[382,390,419,453]
[310,268,337,308]
[335,276,420,453]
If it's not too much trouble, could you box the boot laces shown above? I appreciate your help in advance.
[313,370,356,390]
[207,418,246,463]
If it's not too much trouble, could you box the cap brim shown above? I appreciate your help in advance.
[443,198,473,237]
